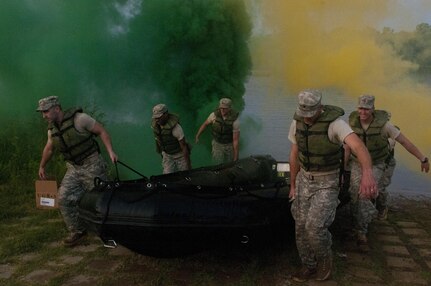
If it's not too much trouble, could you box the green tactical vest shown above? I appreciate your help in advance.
[49,108,100,165]
[294,105,344,172]
[152,114,182,155]
[211,109,239,144]
[349,110,390,164]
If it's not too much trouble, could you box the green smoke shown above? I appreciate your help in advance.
[129,0,251,113]
[0,0,252,178]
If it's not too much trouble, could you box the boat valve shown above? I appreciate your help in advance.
[241,235,249,244]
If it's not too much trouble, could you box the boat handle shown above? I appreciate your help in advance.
[103,239,118,249]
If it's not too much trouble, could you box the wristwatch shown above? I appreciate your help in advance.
[421,157,429,164]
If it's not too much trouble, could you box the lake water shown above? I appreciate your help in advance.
[240,75,431,197]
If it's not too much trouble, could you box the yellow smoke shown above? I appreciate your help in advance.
[252,0,431,170]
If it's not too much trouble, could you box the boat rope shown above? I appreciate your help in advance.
[115,160,148,181]
[97,179,120,246]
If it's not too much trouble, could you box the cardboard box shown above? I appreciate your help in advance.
[35,180,58,209]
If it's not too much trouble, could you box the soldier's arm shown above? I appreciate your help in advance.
[232,131,239,161]
[395,133,429,172]
[91,122,118,163]
[195,120,210,143]
[289,143,300,200]
[344,133,376,199]
[39,136,54,180]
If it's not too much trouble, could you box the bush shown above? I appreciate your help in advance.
[0,118,65,186]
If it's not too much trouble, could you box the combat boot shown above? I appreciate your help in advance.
[63,231,87,247]
[291,265,317,282]
[316,255,332,281]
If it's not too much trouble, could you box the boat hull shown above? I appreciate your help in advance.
[78,155,292,257]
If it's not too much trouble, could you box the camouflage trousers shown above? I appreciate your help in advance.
[349,160,385,235]
[211,140,233,164]
[58,153,108,233]
[291,170,339,268]
[376,157,396,212]
[161,151,189,174]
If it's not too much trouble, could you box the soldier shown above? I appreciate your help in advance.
[346,94,429,248]
[151,103,191,174]
[289,90,376,282]
[195,98,240,164]
[37,96,118,247]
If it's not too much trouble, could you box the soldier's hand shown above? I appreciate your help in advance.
[38,167,47,180]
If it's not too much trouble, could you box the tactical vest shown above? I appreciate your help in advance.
[386,148,395,164]
[294,105,344,172]
[211,109,239,144]
[49,108,100,165]
[152,114,182,155]
[349,110,390,164]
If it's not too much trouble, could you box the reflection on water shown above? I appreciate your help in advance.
[241,75,431,197]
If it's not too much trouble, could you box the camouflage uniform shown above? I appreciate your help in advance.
[348,98,395,234]
[349,160,384,234]
[376,155,396,212]
[151,110,190,174]
[211,140,234,164]
[210,106,239,164]
[289,90,354,281]
[291,171,339,268]
[376,136,397,213]
[195,98,239,165]
[161,151,189,174]
[58,153,107,233]
[37,96,117,247]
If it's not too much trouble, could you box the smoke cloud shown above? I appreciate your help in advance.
[253,0,431,170]
[0,0,252,177]
[2,0,429,179]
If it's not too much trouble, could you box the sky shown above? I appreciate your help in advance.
[378,0,431,31]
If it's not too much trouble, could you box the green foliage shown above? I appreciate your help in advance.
[0,118,65,186]
[0,185,33,220]
[377,22,431,75]
[0,117,65,222]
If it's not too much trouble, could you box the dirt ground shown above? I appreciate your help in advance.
[326,194,431,286]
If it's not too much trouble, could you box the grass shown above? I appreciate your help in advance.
[0,186,64,262]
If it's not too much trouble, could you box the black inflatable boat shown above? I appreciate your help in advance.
[78,155,292,257]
